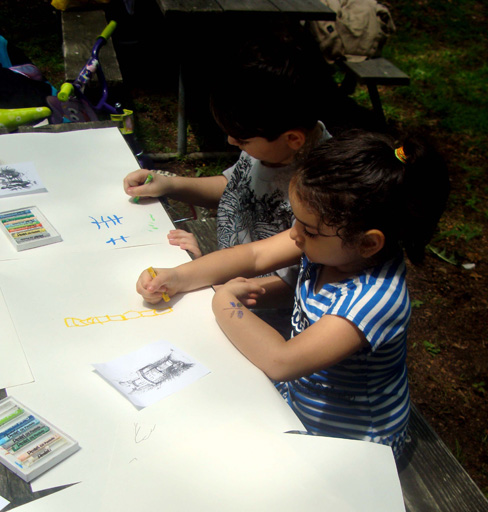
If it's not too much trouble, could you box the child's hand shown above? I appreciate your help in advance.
[167,229,202,258]
[123,169,168,198]
[216,277,266,308]
[136,267,179,304]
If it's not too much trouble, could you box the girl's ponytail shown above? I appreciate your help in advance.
[399,136,450,264]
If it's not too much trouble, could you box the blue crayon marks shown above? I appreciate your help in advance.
[89,214,128,246]
[106,235,129,245]
[89,214,123,229]
[88,212,160,246]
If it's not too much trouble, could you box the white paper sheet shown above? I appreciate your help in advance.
[93,339,210,408]
[0,129,404,512]
[0,494,9,511]
[97,422,406,512]
[12,430,406,512]
[2,246,302,492]
[0,129,173,260]
[0,287,33,388]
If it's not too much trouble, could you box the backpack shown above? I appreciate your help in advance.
[308,0,396,63]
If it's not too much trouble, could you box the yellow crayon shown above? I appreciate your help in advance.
[147,266,170,302]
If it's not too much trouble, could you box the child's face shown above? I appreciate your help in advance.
[289,189,362,272]
[227,134,297,165]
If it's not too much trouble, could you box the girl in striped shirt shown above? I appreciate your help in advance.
[137,130,449,458]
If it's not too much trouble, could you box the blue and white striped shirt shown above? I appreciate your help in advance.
[276,254,411,457]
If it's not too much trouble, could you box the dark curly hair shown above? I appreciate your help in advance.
[209,23,333,142]
[291,130,450,264]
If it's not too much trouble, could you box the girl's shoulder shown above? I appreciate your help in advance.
[300,254,407,306]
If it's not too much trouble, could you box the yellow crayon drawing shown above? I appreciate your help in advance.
[64,308,173,327]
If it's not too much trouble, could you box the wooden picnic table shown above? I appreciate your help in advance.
[155,0,336,20]
[153,0,336,155]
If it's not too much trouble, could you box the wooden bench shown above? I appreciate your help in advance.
[340,57,410,126]
[61,9,123,87]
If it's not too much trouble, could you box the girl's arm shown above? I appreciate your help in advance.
[137,230,301,303]
[245,275,294,309]
[212,279,367,382]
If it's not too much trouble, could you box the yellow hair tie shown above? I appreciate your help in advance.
[395,146,407,164]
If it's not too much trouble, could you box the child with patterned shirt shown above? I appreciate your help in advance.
[135,130,449,458]
[123,26,332,284]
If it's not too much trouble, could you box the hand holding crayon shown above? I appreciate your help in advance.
[147,267,170,302]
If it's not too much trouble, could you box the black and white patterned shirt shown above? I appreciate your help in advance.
[217,122,331,287]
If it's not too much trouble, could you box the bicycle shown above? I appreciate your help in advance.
[1,21,142,162]
[1,21,203,225]
[55,20,151,162]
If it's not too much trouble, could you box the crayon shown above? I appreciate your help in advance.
[0,415,38,445]
[4,219,39,230]
[2,424,47,451]
[11,425,50,452]
[16,434,63,462]
[8,223,43,233]
[2,214,36,225]
[0,209,33,220]
[19,436,66,468]
[15,233,51,245]
[133,173,153,203]
[0,407,24,427]
[12,228,47,238]
[147,266,170,302]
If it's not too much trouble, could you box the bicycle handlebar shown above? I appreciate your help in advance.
[100,20,117,41]
[0,107,52,131]
[58,82,74,102]
[56,20,117,106]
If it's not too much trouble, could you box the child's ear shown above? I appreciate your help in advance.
[360,230,385,258]
[284,130,306,151]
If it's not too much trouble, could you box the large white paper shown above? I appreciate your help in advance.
[0,287,33,388]
[93,339,210,408]
[0,129,404,512]
[0,129,173,260]
[2,246,302,492]
[98,422,405,512]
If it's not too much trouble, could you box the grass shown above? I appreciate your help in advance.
[381,1,488,140]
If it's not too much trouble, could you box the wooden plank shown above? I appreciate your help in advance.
[398,404,488,512]
[156,0,335,19]
[17,120,118,133]
[181,217,218,257]
[216,0,279,13]
[61,10,122,85]
[343,57,410,86]
[269,0,336,19]
[155,0,221,14]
